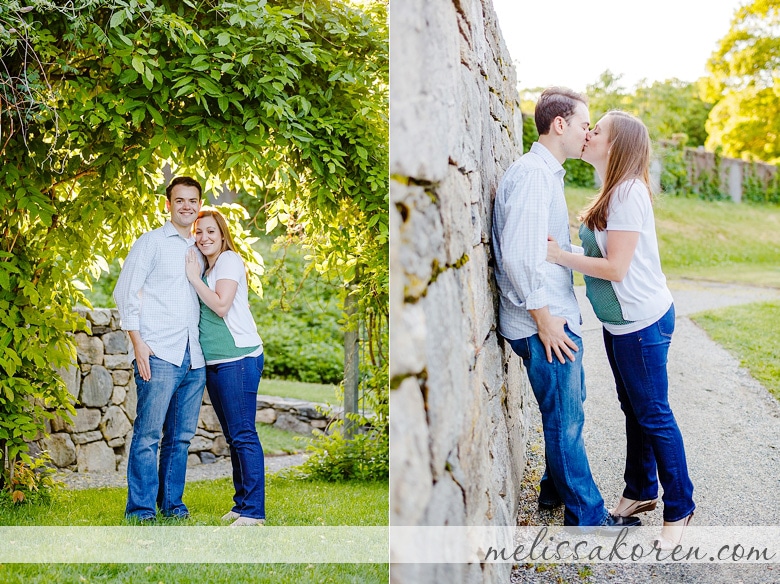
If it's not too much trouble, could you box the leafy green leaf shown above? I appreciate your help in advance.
[109,9,126,28]
[131,55,145,74]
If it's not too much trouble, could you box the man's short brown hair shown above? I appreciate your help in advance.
[535,87,588,136]
[165,176,203,201]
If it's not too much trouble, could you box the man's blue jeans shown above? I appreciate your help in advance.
[603,304,695,522]
[206,353,265,520]
[126,348,205,519]
[509,328,608,526]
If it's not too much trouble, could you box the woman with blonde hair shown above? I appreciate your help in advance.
[185,208,266,526]
[547,111,695,548]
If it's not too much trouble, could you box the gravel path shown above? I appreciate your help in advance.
[511,280,780,584]
[56,453,307,490]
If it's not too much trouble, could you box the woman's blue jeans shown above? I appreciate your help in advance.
[206,353,266,520]
[602,304,695,522]
[126,348,206,520]
[509,328,608,526]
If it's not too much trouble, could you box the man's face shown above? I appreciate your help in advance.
[166,185,202,230]
[562,102,591,160]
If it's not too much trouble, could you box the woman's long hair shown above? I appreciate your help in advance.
[580,111,653,231]
[194,208,240,268]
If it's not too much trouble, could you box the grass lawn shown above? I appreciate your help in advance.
[0,563,389,584]
[0,475,388,583]
[257,422,310,455]
[565,187,780,287]
[691,301,780,402]
[260,378,338,404]
[255,378,335,456]
[0,475,388,526]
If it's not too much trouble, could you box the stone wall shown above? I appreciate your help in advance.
[39,308,333,473]
[390,0,531,583]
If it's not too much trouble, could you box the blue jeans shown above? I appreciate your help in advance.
[602,304,695,522]
[206,353,265,519]
[509,328,608,526]
[126,348,206,519]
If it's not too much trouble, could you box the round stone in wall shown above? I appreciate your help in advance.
[75,332,104,365]
[80,365,114,407]
[102,331,129,354]
[100,406,132,441]
[77,441,116,472]
[42,433,76,467]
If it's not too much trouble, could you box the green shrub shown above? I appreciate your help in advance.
[259,313,344,383]
[659,144,693,196]
[521,112,538,154]
[0,454,59,507]
[563,158,596,188]
[292,358,388,482]
[290,421,389,482]
[742,163,780,205]
[250,234,344,384]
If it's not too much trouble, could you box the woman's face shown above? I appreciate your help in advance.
[194,215,223,257]
[582,115,611,166]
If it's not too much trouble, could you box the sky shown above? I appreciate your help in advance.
[491,0,747,92]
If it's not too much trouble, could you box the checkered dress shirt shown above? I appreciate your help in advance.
[492,142,582,340]
[113,221,205,368]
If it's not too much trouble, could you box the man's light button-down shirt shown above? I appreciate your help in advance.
[492,142,582,341]
[113,221,205,369]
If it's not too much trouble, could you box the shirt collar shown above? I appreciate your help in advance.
[530,142,566,178]
[163,220,195,242]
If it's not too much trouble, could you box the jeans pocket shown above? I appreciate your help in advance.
[508,337,531,361]
[657,307,675,339]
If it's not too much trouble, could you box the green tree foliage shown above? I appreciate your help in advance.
[249,233,345,384]
[0,0,387,484]
[521,112,594,188]
[584,71,712,145]
[584,70,631,120]
[632,79,713,147]
[701,0,780,162]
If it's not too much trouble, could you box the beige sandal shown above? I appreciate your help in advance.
[230,516,266,526]
[609,497,658,517]
[653,511,694,550]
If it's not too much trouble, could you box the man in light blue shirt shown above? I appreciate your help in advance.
[114,176,206,522]
[493,88,640,530]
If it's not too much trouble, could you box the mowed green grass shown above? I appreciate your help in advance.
[0,475,387,527]
[691,301,780,402]
[565,187,780,287]
[0,563,389,584]
[260,378,338,404]
[0,475,389,583]
[257,422,310,455]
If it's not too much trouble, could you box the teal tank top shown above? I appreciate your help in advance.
[579,224,633,326]
[198,276,260,362]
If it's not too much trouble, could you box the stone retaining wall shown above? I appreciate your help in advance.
[390,0,532,583]
[38,308,331,473]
